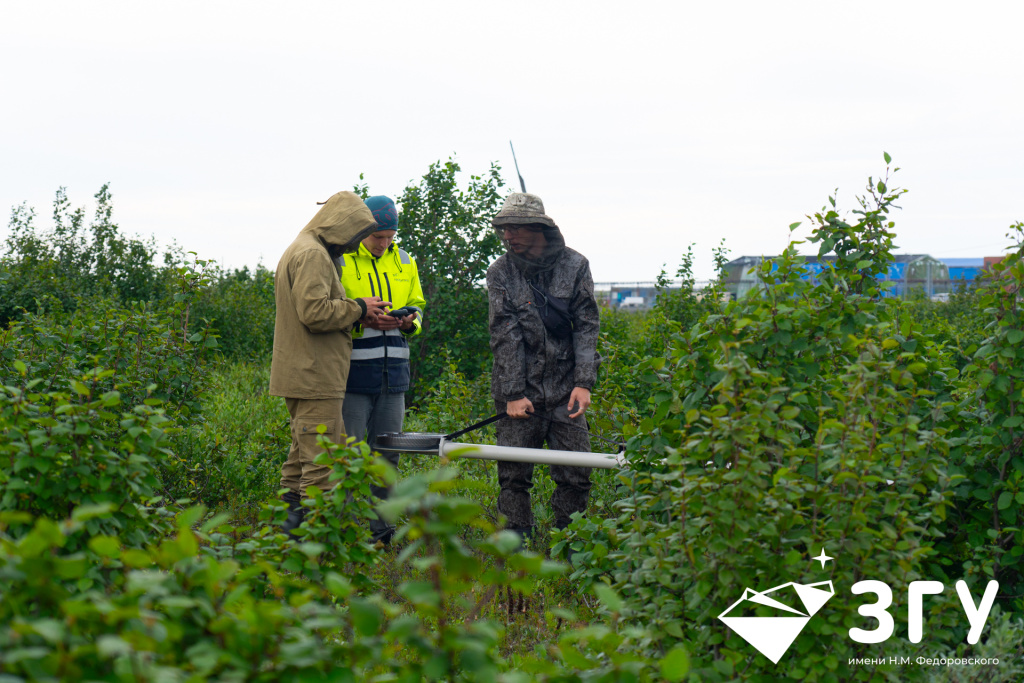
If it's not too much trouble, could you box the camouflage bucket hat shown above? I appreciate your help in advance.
[491,192,557,229]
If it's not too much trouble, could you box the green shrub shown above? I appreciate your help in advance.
[166,362,288,516]
[0,260,217,530]
[556,159,990,681]
[201,436,388,591]
[0,507,366,682]
[0,254,215,424]
[940,222,1024,611]
[0,381,174,550]
[923,609,1024,683]
[0,185,175,325]
[653,239,730,330]
[192,264,276,361]
[0,449,628,682]
[0,302,212,425]
[4,158,1018,681]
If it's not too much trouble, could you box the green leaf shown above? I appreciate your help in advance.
[1008,330,1024,345]
[122,549,152,568]
[349,598,382,636]
[72,503,115,522]
[883,151,892,164]
[832,471,859,486]
[664,621,684,638]
[593,583,624,613]
[424,654,449,680]
[998,491,1013,510]
[88,536,121,557]
[96,635,133,658]
[56,556,88,579]
[30,619,65,644]
[772,467,791,487]
[177,505,206,530]
[660,646,691,682]
[297,542,325,559]
[325,572,353,599]
[200,512,232,533]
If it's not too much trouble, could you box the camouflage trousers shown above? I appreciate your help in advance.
[495,402,593,531]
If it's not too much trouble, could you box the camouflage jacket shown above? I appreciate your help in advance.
[486,247,601,408]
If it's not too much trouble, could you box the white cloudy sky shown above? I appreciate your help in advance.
[2,1,1022,282]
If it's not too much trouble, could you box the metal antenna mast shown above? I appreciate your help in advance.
[509,140,526,193]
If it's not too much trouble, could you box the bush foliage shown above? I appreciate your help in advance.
[2,156,1022,681]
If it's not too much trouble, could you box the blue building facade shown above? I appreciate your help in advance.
[724,254,964,299]
[941,258,986,284]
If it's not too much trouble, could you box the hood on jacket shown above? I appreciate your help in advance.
[303,191,378,255]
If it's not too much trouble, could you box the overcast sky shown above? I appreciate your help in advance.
[2,1,1022,282]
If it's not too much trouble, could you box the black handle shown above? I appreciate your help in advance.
[445,412,508,441]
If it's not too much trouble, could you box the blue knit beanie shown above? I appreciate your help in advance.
[364,196,398,232]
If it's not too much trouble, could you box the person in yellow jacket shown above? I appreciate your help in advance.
[339,195,425,544]
[269,191,390,539]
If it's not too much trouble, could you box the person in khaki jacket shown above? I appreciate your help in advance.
[269,191,390,538]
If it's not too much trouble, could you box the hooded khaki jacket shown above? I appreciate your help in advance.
[269,191,378,399]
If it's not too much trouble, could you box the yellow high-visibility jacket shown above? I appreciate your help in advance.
[339,242,425,394]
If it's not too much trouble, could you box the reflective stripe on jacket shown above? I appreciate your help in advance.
[339,242,426,394]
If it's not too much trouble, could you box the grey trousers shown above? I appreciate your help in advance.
[495,402,593,531]
[343,391,405,542]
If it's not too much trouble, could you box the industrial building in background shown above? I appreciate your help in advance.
[720,254,1005,302]
[595,254,1005,310]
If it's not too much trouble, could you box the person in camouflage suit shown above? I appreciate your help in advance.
[486,192,601,543]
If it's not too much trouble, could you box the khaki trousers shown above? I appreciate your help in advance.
[281,397,345,498]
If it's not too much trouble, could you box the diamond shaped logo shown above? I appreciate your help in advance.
[718,580,835,663]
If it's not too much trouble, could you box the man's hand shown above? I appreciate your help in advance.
[363,308,417,331]
[506,397,534,419]
[364,312,401,331]
[567,387,591,419]
[399,311,418,331]
[358,297,391,324]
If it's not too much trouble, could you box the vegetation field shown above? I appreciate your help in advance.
[1,157,1023,681]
